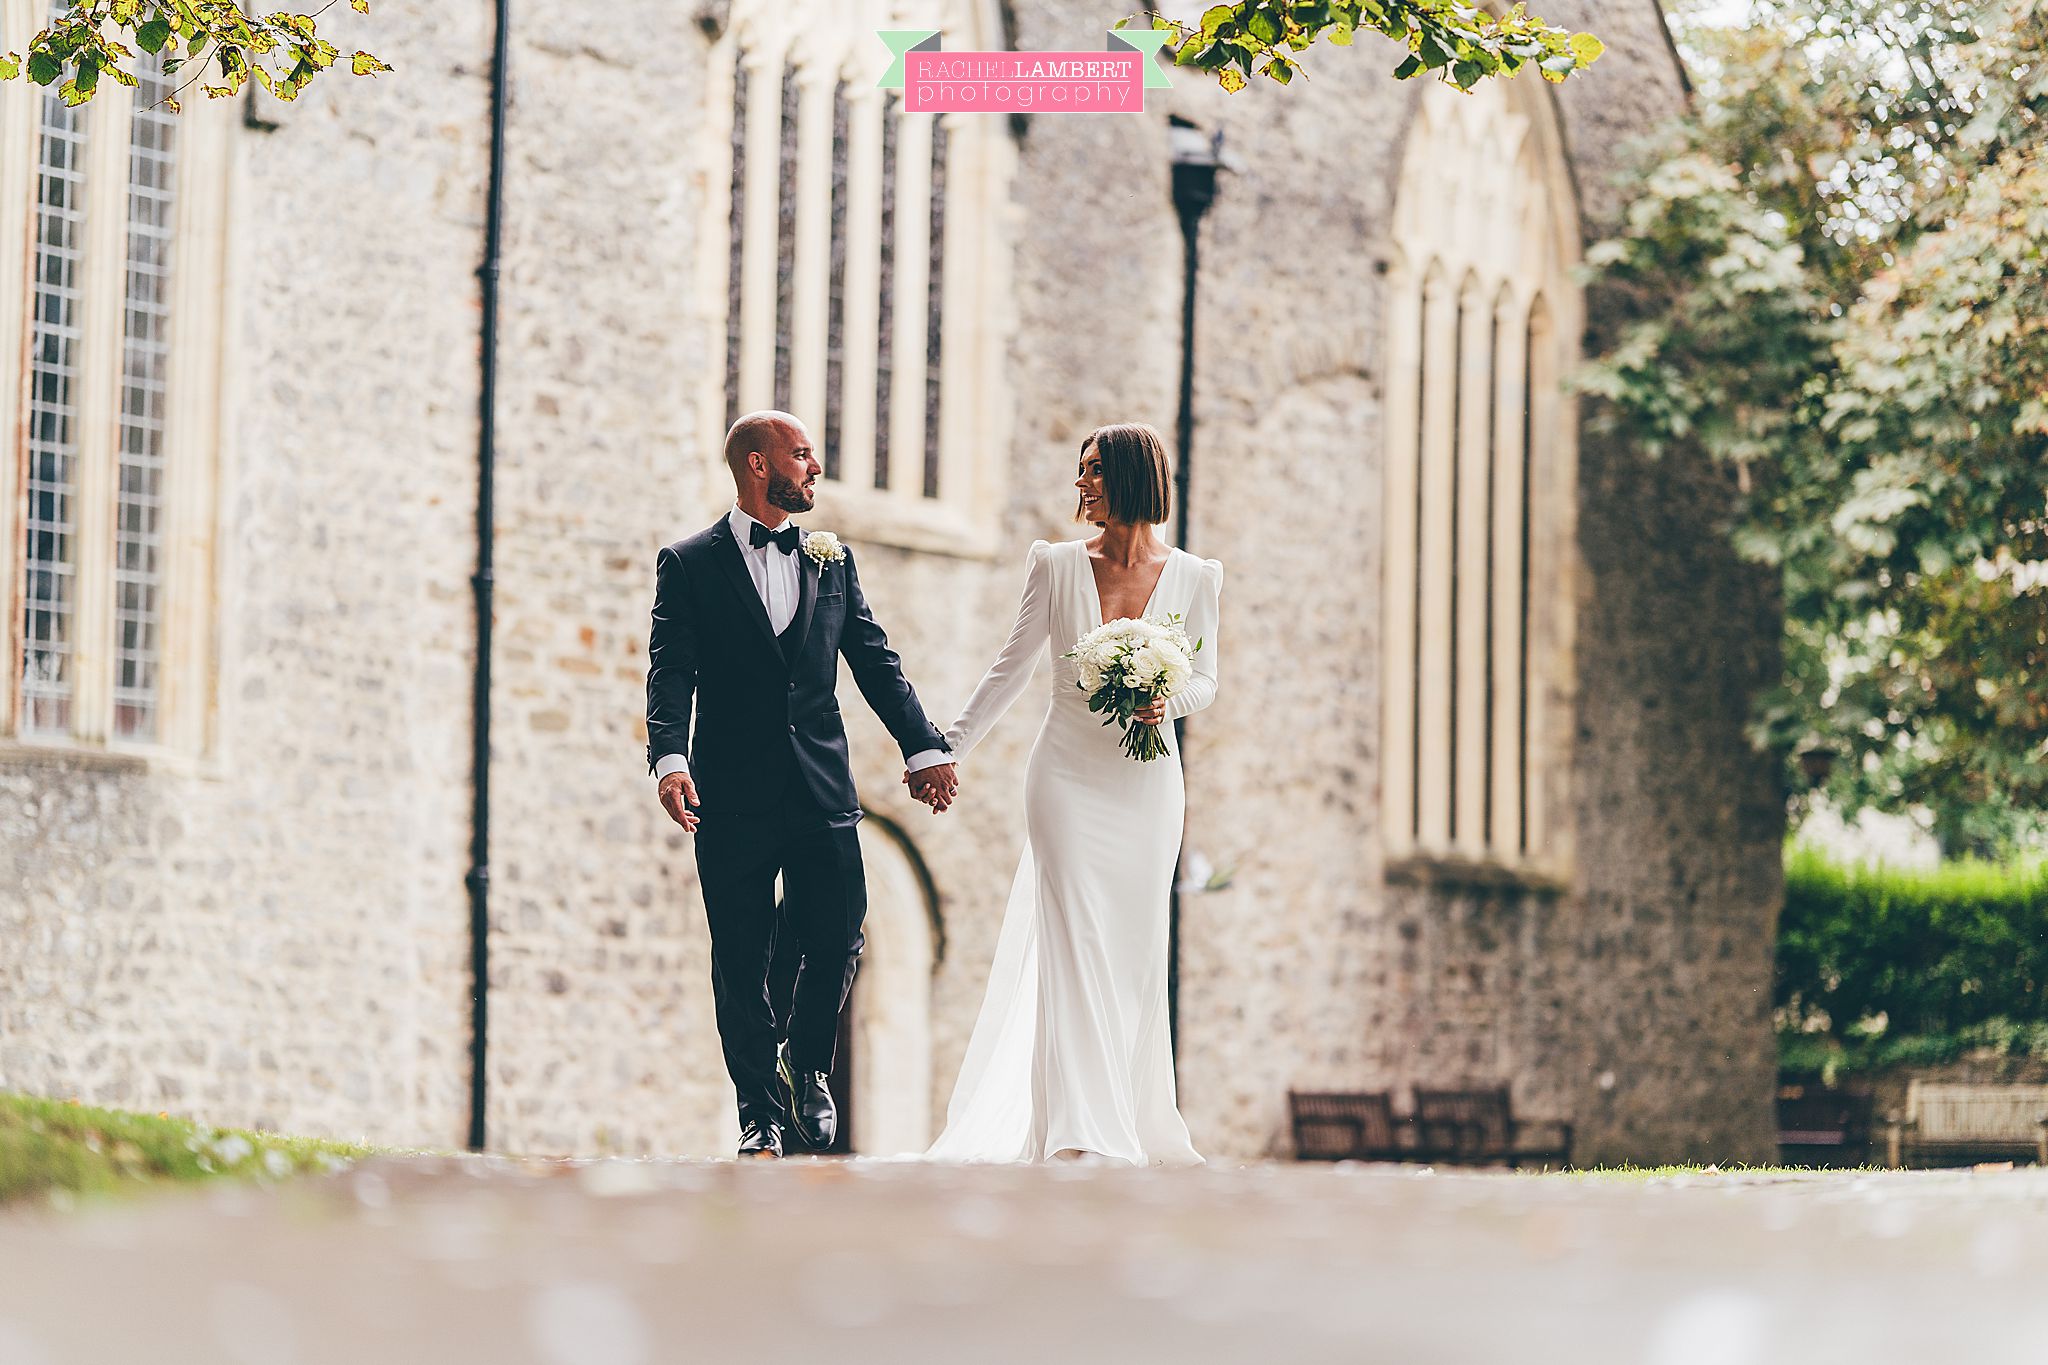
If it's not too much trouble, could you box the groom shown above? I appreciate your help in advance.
[647,410,960,1158]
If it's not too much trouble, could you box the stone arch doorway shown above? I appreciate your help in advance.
[768,814,939,1155]
[843,816,939,1155]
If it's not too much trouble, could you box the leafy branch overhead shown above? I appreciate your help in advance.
[1119,1,1603,92]
[0,0,389,111]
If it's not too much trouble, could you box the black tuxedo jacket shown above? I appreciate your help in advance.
[645,515,947,816]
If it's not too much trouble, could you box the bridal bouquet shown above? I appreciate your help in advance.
[1064,614,1203,762]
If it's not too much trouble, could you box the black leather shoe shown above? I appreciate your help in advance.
[779,1051,838,1150]
[737,1117,783,1159]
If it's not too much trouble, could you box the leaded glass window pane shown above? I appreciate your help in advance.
[113,51,180,743]
[21,82,89,736]
[874,95,898,492]
[771,64,799,414]
[723,58,748,431]
[921,118,947,500]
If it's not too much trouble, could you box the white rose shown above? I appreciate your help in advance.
[1125,644,1166,688]
[1153,642,1190,692]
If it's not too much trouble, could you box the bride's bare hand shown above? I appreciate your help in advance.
[1133,697,1167,726]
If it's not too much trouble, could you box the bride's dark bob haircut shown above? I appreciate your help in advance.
[1076,423,1172,526]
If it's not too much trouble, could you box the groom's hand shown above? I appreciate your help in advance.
[903,768,945,812]
[658,772,700,832]
[904,762,959,814]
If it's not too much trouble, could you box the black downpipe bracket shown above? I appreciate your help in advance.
[1167,118,1220,1062]
[467,0,510,1153]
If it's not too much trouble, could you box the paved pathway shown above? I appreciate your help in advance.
[3,1158,2046,1363]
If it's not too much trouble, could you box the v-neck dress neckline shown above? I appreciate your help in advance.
[1083,542,1178,631]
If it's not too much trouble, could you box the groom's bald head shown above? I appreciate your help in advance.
[724,411,804,475]
[725,410,819,516]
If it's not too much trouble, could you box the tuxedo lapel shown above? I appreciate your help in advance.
[707,517,781,654]
[787,547,821,663]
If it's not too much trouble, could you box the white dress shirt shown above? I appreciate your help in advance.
[729,504,802,634]
[654,506,949,783]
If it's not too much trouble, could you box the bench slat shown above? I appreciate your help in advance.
[1908,1082,2048,1143]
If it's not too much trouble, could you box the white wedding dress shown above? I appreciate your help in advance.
[925,537,1222,1167]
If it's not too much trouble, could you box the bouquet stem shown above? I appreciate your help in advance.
[1123,718,1170,762]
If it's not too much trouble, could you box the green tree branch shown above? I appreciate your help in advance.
[1121,0,1601,92]
[0,0,387,111]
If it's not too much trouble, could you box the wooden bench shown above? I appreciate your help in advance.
[1412,1086,1573,1170]
[1288,1090,1410,1162]
[1775,1088,1874,1166]
[1883,1081,2048,1168]
[1288,1086,1575,1168]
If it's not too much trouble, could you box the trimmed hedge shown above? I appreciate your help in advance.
[1778,1020,2048,1077]
[1777,847,2048,1037]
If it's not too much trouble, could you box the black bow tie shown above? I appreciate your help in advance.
[749,521,800,555]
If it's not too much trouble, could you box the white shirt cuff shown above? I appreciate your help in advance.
[904,749,951,774]
[653,753,690,781]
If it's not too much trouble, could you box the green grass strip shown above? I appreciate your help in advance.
[0,1090,385,1204]
[1552,1162,1878,1180]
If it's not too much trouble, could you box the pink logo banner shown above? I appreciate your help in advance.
[903,49,1146,113]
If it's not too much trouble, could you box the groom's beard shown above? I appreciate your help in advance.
[768,471,815,514]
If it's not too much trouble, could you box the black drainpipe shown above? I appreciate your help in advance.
[467,0,510,1154]
[1166,117,1220,1061]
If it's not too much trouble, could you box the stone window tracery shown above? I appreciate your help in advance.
[710,1,1013,557]
[1381,75,1580,872]
[0,12,230,759]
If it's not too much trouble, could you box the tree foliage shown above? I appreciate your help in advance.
[1579,0,2048,856]
[1122,1,1602,93]
[0,0,388,111]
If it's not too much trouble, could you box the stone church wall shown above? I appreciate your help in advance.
[0,0,1781,1165]
[0,0,490,1145]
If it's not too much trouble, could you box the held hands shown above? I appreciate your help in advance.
[658,771,700,832]
[665,765,952,826]
[903,762,960,815]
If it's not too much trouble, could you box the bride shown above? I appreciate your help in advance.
[918,422,1222,1167]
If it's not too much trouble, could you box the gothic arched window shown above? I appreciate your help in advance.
[710,1,1012,555]
[1381,76,1580,872]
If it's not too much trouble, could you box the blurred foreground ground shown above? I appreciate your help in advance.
[3,1157,2044,1363]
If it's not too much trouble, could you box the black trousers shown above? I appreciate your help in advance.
[694,780,867,1129]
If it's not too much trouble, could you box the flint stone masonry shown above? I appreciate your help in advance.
[0,0,1780,1164]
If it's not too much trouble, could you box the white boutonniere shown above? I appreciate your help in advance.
[802,530,846,565]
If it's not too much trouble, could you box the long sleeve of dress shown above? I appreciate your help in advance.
[944,540,1053,761]
[1162,557,1223,724]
